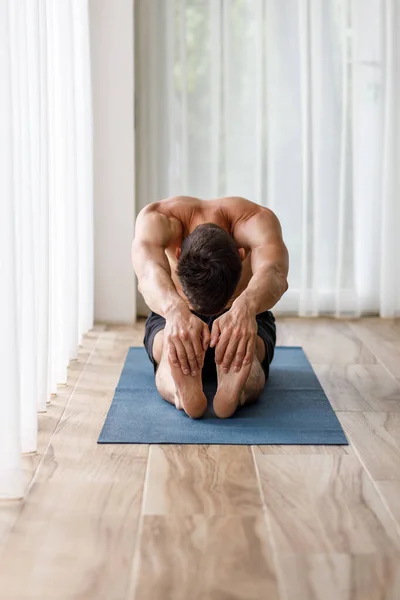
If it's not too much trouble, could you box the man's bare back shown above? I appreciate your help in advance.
[132,196,289,418]
[150,196,261,308]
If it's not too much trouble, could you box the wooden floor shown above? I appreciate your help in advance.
[0,318,400,600]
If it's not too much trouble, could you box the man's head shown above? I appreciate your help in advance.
[176,223,244,316]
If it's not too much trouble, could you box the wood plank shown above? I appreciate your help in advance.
[314,364,400,411]
[23,326,117,481]
[36,407,147,483]
[254,444,353,455]
[275,319,376,365]
[59,387,114,415]
[89,326,144,367]
[53,323,136,415]
[0,481,145,599]
[0,502,21,547]
[17,328,106,495]
[349,321,400,379]
[338,412,400,480]
[64,329,136,399]
[375,481,400,528]
[35,332,148,483]
[131,515,280,600]
[363,341,400,380]
[0,328,105,567]
[279,553,400,600]
[66,326,106,386]
[143,445,263,516]
[350,318,400,343]
[0,326,147,598]
[20,395,71,488]
[275,319,297,346]
[255,454,400,554]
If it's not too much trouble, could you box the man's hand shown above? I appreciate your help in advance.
[210,304,257,373]
[165,308,211,376]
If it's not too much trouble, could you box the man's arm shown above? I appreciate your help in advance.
[233,209,289,314]
[132,208,186,317]
[132,207,210,375]
[210,209,288,373]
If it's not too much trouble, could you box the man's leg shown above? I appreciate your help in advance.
[213,336,266,419]
[153,330,208,419]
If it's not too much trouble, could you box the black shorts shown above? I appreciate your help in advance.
[143,309,276,380]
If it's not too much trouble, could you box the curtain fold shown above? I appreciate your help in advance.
[0,0,93,499]
[380,0,400,316]
[136,0,400,318]
[0,0,22,498]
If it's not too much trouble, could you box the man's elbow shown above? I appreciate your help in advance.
[137,277,143,295]
[131,240,145,287]
[131,238,141,258]
[273,266,288,294]
[274,273,288,303]
[136,272,149,297]
[283,278,289,293]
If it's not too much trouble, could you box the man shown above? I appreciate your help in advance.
[132,196,289,419]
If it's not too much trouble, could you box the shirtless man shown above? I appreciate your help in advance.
[132,196,289,419]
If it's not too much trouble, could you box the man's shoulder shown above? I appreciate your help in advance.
[221,197,277,224]
[136,199,186,245]
[140,195,278,231]
[143,196,201,218]
[154,195,201,209]
[224,199,283,249]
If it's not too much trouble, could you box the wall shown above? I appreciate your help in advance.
[89,0,136,323]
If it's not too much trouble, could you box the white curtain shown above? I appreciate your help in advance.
[0,0,93,499]
[136,0,400,317]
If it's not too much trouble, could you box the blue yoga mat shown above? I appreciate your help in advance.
[98,347,347,445]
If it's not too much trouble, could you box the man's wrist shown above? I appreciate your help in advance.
[164,297,190,318]
[232,294,258,317]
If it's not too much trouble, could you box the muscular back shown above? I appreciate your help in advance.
[136,196,282,309]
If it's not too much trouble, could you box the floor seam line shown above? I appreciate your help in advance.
[336,419,400,544]
[125,443,152,600]
[348,321,400,383]
[251,446,288,600]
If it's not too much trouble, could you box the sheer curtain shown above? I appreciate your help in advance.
[0,0,93,499]
[135,0,400,317]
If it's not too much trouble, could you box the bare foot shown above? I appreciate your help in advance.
[168,360,207,419]
[213,363,252,418]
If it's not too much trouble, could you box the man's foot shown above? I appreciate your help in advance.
[172,362,207,418]
[213,362,252,418]
[156,356,207,419]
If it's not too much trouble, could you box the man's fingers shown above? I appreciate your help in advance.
[192,334,205,370]
[168,342,180,368]
[221,337,240,372]
[210,321,221,348]
[233,339,247,372]
[173,338,190,375]
[243,337,255,366]
[215,332,230,365]
[202,324,211,352]
[181,339,199,375]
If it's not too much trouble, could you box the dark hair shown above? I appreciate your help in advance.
[177,223,242,316]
